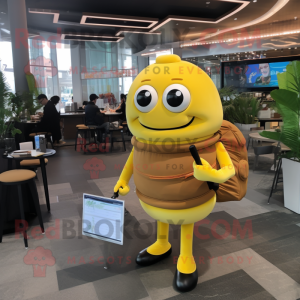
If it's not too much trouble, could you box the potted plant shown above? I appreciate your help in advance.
[232,95,260,131]
[260,61,300,213]
[0,71,22,150]
[218,86,238,124]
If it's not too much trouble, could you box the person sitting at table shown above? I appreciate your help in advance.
[85,94,109,148]
[32,94,65,147]
[78,101,89,110]
[109,93,126,125]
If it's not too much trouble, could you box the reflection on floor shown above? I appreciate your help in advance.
[1,140,300,300]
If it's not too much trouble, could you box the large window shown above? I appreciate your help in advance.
[28,38,58,97]
[81,42,137,105]
[0,41,15,93]
[57,43,73,109]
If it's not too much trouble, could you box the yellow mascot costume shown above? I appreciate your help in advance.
[113,54,247,292]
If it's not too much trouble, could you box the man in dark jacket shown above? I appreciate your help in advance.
[85,94,109,146]
[32,94,65,146]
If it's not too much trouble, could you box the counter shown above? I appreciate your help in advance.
[60,112,122,140]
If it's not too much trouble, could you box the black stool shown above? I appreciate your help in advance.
[0,170,45,249]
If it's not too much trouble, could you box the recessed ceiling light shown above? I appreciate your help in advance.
[234,18,238,20]
[289,48,291,49]
[253,0,257,2]
[149,49,156,51]
[206,2,210,4]
[176,23,178,25]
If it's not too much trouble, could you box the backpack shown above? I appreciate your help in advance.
[216,120,249,202]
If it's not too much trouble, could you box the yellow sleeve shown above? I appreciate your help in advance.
[193,142,235,184]
[113,147,134,193]
[119,147,134,183]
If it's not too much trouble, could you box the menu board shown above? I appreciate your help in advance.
[82,193,125,245]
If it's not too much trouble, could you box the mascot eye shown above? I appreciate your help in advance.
[162,84,191,113]
[134,85,158,113]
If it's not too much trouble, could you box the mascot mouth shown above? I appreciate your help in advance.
[140,117,195,131]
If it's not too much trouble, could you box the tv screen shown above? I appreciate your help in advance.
[223,61,290,89]
[245,62,289,87]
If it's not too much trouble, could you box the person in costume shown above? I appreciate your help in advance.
[113,54,248,292]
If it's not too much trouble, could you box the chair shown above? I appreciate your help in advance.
[253,145,274,171]
[268,144,283,203]
[247,127,264,150]
[110,126,126,152]
[0,170,44,248]
[20,159,48,177]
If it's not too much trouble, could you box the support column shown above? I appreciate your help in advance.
[70,41,83,105]
[173,48,183,58]
[7,0,30,93]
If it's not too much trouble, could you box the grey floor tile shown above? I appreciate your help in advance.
[28,282,98,300]
[93,270,148,300]
[164,270,271,300]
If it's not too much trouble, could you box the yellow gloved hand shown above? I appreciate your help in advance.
[114,179,130,196]
[193,158,235,184]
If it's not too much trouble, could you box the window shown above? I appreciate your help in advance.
[0,41,15,93]
[56,43,73,109]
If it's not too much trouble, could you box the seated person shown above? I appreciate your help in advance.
[32,94,65,146]
[85,94,109,147]
[109,93,126,124]
[78,101,89,110]
[50,95,64,132]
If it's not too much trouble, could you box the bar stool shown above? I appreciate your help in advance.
[0,170,45,249]
[75,125,97,151]
[110,126,126,152]
[20,159,48,178]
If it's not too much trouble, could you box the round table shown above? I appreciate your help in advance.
[4,149,56,212]
[248,132,279,143]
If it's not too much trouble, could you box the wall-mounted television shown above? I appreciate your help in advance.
[221,56,300,92]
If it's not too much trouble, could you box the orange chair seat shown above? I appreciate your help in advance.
[20,158,48,167]
[0,170,36,183]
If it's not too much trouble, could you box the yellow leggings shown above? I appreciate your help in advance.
[140,195,216,274]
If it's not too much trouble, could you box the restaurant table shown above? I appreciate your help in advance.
[14,121,40,147]
[60,112,86,139]
[104,111,122,123]
[247,130,277,150]
[60,111,122,140]
[257,118,282,129]
[4,149,56,212]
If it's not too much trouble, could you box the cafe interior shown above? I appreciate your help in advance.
[1,0,300,299]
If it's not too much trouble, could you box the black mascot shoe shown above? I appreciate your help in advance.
[136,247,172,266]
[174,269,198,293]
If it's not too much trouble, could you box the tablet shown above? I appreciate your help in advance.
[82,193,125,245]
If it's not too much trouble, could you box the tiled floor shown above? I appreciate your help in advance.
[1,139,300,300]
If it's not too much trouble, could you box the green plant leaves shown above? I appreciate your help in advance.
[270,89,299,115]
[261,60,300,160]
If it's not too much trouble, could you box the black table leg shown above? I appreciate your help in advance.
[7,160,12,171]
[268,158,282,203]
[40,158,51,212]
[0,184,6,243]
[247,137,251,150]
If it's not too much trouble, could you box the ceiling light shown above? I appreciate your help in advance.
[295,17,298,20]
[206,2,210,4]
[0,12,6,14]
[234,18,238,20]
[253,0,257,2]
[176,23,178,25]
[275,49,277,50]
